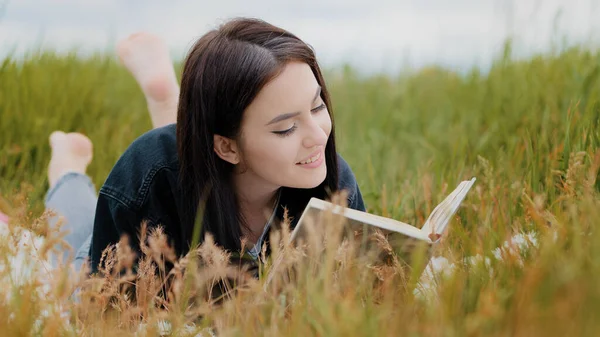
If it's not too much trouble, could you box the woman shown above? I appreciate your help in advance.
[88,18,366,273]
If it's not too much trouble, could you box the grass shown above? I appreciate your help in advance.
[1,43,600,335]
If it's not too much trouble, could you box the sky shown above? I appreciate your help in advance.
[1,0,599,74]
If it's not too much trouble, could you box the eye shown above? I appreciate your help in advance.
[272,124,297,137]
[311,103,326,113]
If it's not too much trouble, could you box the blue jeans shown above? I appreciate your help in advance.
[44,172,95,272]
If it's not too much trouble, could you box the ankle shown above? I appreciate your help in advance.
[143,76,179,103]
[147,99,178,128]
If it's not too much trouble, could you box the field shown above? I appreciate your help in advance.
[1,43,600,336]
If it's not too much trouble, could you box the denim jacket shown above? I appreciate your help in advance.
[90,124,366,273]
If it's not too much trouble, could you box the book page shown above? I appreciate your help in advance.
[291,204,433,269]
[419,178,476,240]
[292,198,430,242]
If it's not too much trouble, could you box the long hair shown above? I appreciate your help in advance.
[177,17,339,253]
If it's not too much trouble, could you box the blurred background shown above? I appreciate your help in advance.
[2,0,599,74]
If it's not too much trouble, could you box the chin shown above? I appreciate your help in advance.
[298,166,328,189]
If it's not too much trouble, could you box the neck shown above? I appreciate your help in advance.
[233,170,280,237]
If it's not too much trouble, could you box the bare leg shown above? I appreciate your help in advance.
[117,32,180,128]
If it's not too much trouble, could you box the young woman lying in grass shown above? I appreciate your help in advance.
[5,16,536,281]
[42,18,366,276]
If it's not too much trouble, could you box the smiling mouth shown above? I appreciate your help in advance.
[296,151,321,165]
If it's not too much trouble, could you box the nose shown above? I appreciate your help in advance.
[302,115,329,149]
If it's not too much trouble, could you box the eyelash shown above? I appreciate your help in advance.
[272,103,327,137]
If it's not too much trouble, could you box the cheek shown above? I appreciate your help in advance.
[243,135,298,173]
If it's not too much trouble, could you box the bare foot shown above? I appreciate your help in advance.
[117,32,179,128]
[48,131,93,189]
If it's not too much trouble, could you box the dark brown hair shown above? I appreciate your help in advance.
[177,17,338,253]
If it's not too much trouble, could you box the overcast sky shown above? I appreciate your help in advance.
[1,0,599,73]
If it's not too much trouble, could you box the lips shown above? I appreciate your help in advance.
[296,149,322,165]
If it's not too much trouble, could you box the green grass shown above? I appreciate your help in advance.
[1,44,600,335]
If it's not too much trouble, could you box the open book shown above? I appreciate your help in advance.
[293,177,475,240]
[264,178,476,287]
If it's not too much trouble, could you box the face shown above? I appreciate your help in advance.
[237,61,332,190]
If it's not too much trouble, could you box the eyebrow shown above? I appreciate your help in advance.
[265,86,322,126]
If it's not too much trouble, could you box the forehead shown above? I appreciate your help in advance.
[244,62,320,123]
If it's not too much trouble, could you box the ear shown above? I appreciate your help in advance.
[213,134,240,165]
